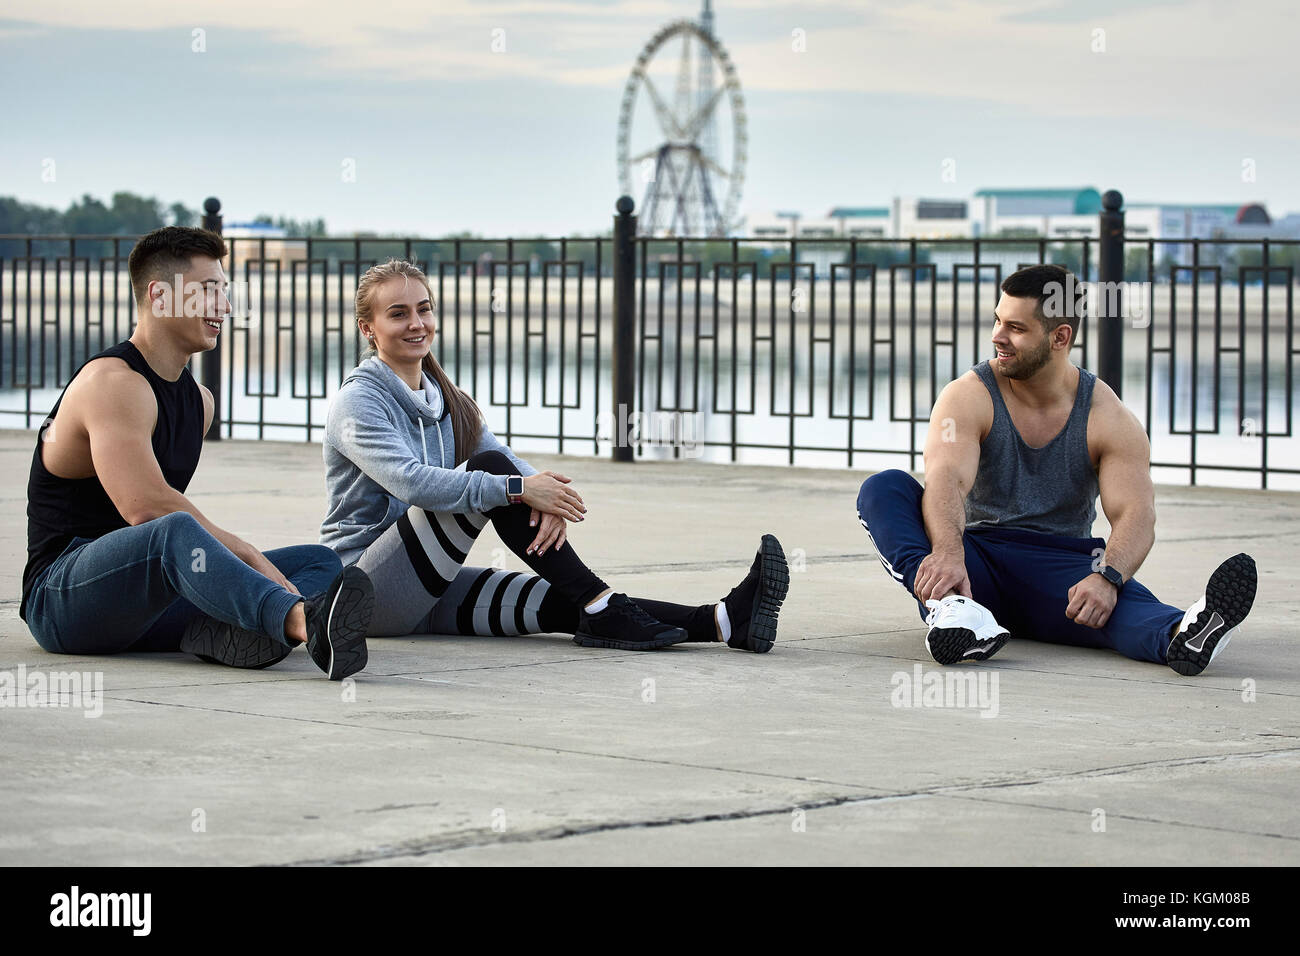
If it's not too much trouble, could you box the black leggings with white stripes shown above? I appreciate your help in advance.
[354,450,717,640]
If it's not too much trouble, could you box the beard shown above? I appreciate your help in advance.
[995,336,1051,380]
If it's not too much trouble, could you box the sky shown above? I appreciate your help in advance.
[1,0,1297,236]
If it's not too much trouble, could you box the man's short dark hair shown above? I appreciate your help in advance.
[1000,263,1079,347]
[127,226,228,308]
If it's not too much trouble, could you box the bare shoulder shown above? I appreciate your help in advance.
[40,359,154,478]
[75,355,137,387]
[1088,375,1142,431]
[933,369,993,431]
[1087,374,1149,461]
[71,357,157,426]
[937,369,990,406]
[62,357,141,406]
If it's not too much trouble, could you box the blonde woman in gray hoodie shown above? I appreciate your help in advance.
[319,259,788,659]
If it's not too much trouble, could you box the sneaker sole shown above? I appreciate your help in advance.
[323,566,374,680]
[731,534,790,653]
[926,626,1009,666]
[573,626,690,651]
[1168,553,1256,677]
[179,615,293,669]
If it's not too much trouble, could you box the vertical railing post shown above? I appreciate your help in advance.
[201,196,224,440]
[611,196,637,463]
[1098,189,1125,397]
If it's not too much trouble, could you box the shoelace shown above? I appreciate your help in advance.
[924,597,966,628]
[610,596,659,629]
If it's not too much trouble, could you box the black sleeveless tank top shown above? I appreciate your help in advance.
[965,360,1099,538]
[20,340,205,621]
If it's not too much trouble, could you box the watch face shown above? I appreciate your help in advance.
[507,476,523,497]
[1102,566,1122,586]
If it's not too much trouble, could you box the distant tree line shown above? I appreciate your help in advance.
[250,213,329,237]
[0,192,332,260]
[3,194,1292,283]
[0,192,197,238]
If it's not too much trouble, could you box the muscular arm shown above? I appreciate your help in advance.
[1093,392,1156,581]
[82,365,293,589]
[915,375,989,602]
[1065,384,1155,628]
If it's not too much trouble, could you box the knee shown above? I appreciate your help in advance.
[145,512,215,573]
[150,510,202,546]
[298,545,342,578]
[294,545,342,600]
[153,510,200,530]
[857,469,919,517]
[465,450,514,476]
[299,544,341,568]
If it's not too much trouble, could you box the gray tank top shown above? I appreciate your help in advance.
[965,360,1099,538]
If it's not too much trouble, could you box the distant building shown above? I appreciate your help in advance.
[223,222,306,269]
[826,207,890,238]
[892,197,972,239]
[971,187,1101,239]
[224,222,288,239]
[744,209,886,239]
[743,188,1298,254]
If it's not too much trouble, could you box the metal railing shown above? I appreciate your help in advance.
[1,194,1297,489]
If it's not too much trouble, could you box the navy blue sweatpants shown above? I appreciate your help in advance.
[855,469,1183,664]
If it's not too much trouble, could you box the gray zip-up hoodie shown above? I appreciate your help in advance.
[320,356,536,566]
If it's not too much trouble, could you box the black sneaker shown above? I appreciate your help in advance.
[179,614,294,670]
[305,566,374,680]
[573,593,689,650]
[722,534,790,653]
[1167,553,1256,677]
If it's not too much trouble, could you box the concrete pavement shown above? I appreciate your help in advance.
[0,430,1296,865]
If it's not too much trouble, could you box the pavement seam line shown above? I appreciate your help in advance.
[273,746,1300,865]
[941,792,1299,842]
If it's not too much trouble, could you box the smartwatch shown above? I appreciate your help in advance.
[1097,565,1124,589]
[506,475,524,504]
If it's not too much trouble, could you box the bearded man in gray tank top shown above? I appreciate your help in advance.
[856,265,1257,675]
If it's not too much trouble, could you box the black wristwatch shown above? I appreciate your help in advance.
[506,475,524,504]
[1097,565,1124,589]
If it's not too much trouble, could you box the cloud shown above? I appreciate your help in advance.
[2,1,1296,232]
[8,0,1292,137]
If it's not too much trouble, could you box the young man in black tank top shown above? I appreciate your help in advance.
[856,265,1257,676]
[20,226,374,680]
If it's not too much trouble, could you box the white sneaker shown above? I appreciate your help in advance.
[924,595,1010,665]
[1167,553,1256,676]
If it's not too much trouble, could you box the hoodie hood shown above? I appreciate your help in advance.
[340,355,451,467]
[343,355,447,428]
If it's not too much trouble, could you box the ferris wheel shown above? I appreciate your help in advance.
[616,15,747,237]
